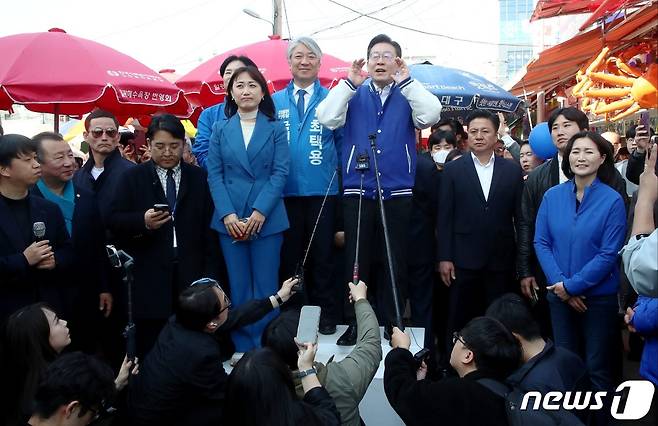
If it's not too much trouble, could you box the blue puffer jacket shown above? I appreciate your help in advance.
[272,80,341,197]
[631,296,658,386]
[192,102,226,169]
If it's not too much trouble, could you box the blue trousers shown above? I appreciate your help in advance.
[548,292,618,392]
[219,232,283,352]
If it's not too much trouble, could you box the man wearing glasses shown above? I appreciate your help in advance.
[317,34,441,345]
[384,317,520,426]
[73,109,134,226]
[129,277,298,426]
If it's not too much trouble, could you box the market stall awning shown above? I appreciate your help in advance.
[511,4,657,96]
[530,0,606,22]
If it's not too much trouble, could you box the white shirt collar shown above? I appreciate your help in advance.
[293,82,314,98]
[471,151,495,168]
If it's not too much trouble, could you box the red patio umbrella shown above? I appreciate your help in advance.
[0,28,190,131]
[175,35,351,108]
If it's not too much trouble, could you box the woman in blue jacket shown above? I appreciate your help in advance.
[534,131,626,394]
[207,66,290,352]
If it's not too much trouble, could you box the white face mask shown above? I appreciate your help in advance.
[432,150,450,164]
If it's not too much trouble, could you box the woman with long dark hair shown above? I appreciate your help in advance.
[207,66,290,352]
[534,130,626,397]
[1,303,135,425]
[224,346,340,426]
[2,304,68,425]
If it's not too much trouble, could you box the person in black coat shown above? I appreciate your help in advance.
[0,134,75,322]
[31,132,113,352]
[73,109,134,227]
[109,115,221,357]
[437,110,523,348]
[384,316,521,426]
[128,277,298,426]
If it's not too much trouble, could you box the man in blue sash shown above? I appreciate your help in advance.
[273,37,342,335]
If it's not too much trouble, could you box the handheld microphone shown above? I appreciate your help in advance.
[33,222,46,241]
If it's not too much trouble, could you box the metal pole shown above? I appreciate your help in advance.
[272,0,282,36]
[368,134,403,330]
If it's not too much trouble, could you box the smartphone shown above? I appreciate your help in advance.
[153,203,170,213]
[639,111,650,131]
[296,305,321,345]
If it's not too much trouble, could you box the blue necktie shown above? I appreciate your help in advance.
[166,169,176,213]
[296,89,306,119]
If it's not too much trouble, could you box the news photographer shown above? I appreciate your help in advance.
[384,316,520,426]
[128,277,297,426]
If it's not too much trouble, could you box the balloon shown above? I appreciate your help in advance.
[529,122,557,160]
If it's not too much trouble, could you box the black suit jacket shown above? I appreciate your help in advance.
[437,155,523,271]
[32,183,110,295]
[73,148,134,226]
[109,160,220,319]
[408,155,440,265]
[0,194,75,320]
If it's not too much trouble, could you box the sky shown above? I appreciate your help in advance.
[1,0,505,81]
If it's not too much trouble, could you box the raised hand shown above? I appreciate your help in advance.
[348,59,367,87]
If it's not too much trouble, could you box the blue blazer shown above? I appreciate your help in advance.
[207,111,290,237]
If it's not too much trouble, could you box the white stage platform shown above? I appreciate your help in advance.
[224,326,425,426]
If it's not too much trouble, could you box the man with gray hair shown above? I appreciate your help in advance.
[272,37,342,335]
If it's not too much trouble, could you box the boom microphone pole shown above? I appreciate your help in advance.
[368,133,404,330]
[293,169,338,292]
[352,153,370,286]
[106,245,137,362]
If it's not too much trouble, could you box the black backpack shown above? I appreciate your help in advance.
[477,378,585,426]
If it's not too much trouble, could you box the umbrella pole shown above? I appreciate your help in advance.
[54,104,60,133]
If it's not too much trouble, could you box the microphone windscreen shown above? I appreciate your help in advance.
[33,222,46,240]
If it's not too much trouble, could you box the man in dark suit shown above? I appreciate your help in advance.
[437,109,523,349]
[0,134,75,322]
[31,132,112,352]
[109,114,220,357]
[73,109,134,226]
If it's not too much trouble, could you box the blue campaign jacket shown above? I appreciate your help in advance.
[534,178,626,297]
[342,79,416,200]
[631,296,658,385]
[207,111,290,238]
[193,102,226,169]
[272,80,340,197]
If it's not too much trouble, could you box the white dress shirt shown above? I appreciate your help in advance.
[155,163,182,248]
[557,153,568,184]
[471,152,495,201]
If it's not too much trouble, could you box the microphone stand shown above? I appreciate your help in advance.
[368,133,404,331]
[352,154,370,285]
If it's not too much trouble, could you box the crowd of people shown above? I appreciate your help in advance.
[0,33,656,426]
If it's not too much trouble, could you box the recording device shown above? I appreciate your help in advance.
[413,348,430,368]
[292,264,304,293]
[32,222,46,242]
[355,153,370,171]
[296,305,321,345]
[153,203,170,213]
[106,245,137,362]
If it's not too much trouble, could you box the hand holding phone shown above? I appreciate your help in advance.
[144,207,171,230]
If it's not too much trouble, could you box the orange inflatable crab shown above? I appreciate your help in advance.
[572,44,657,121]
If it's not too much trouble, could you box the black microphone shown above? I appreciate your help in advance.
[33,222,46,242]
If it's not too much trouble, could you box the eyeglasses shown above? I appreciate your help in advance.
[452,332,467,347]
[368,52,395,63]
[90,127,118,138]
[190,278,231,313]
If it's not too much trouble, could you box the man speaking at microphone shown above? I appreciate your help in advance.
[0,134,75,322]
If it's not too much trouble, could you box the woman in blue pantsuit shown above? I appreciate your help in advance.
[207,65,290,352]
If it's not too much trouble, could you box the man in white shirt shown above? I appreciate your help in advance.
[437,109,524,352]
